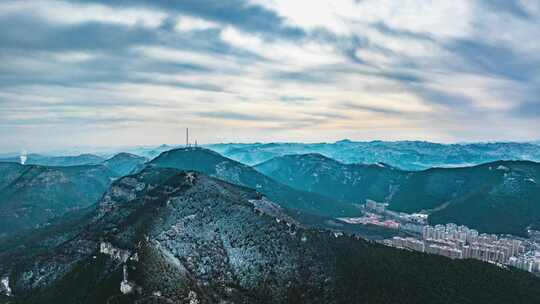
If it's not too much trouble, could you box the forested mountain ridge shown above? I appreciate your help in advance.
[147,147,359,218]
[256,154,540,235]
[0,162,118,238]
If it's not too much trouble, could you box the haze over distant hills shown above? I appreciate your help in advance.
[0,152,147,174]
[2,168,540,304]
[209,140,540,170]
[0,154,105,167]
[3,139,539,172]
[256,154,540,236]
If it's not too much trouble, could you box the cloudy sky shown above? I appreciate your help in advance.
[1,0,539,152]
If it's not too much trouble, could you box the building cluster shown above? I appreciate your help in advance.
[423,223,480,244]
[364,200,428,226]
[422,224,524,263]
[337,212,399,229]
[364,200,387,213]
[359,200,540,273]
[386,223,540,273]
[390,236,425,252]
[507,249,540,273]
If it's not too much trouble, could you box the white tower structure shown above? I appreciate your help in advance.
[20,149,27,165]
[120,264,134,294]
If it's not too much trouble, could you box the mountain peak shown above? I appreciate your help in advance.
[110,152,143,159]
[335,139,353,144]
[103,153,147,176]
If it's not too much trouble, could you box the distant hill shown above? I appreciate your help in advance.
[255,153,399,204]
[102,152,147,176]
[147,147,359,218]
[0,162,118,237]
[208,140,540,170]
[256,154,540,236]
[2,168,540,303]
[0,153,105,166]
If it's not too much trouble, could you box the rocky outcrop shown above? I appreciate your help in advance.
[0,275,11,297]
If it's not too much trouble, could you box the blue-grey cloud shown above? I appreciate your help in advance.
[279,96,314,103]
[445,38,540,82]
[197,111,267,121]
[512,101,540,118]
[68,0,306,40]
[481,0,532,18]
[0,0,539,151]
[337,101,407,116]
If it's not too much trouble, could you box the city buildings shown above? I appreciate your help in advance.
[337,213,400,230]
[390,237,425,252]
[387,222,540,273]
[351,200,540,273]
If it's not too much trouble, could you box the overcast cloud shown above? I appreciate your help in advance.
[1,0,539,152]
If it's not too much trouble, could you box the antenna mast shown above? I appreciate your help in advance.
[186,128,189,147]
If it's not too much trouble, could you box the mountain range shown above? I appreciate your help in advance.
[1,168,540,303]
[146,147,359,218]
[208,140,540,170]
[256,154,540,236]
[3,146,539,239]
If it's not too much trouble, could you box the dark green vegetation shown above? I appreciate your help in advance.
[209,140,540,170]
[0,153,105,166]
[102,152,147,176]
[0,162,28,190]
[2,168,540,304]
[148,147,359,217]
[256,154,540,236]
[0,162,118,238]
[255,153,398,204]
